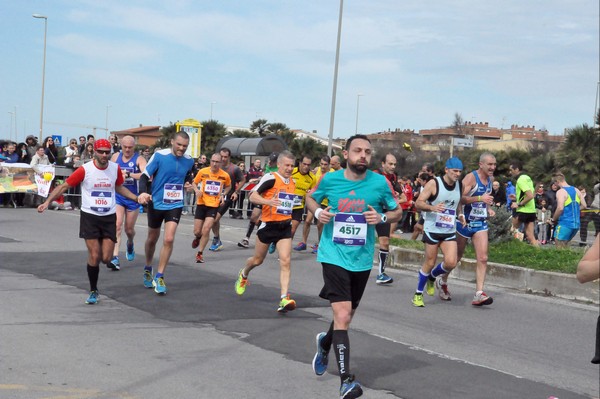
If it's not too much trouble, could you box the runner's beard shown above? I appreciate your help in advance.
[348,162,367,175]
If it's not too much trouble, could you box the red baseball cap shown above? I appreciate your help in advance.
[94,139,111,151]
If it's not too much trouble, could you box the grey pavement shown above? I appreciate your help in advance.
[1,208,599,399]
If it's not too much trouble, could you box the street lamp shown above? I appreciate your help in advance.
[210,102,216,120]
[8,112,14,142]
[355,94,363,134]
[33,14,48,142]
[327,0,344,156]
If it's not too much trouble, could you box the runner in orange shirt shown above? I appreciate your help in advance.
[234,151,298,312]
[191,153,232,263]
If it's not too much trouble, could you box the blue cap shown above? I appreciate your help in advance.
[445,157,463,170]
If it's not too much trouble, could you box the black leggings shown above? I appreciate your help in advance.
[580,211,600,243]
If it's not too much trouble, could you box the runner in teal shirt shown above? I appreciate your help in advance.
[306,135,402,399]
[310,169,398,272]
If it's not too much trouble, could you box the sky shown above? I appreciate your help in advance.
[1,0,598,145]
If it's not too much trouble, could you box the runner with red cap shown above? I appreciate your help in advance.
[37,138,150,304]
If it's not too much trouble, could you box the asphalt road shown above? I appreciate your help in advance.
[1,208,598,399]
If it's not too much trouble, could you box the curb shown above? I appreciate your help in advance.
[384,246,600,305]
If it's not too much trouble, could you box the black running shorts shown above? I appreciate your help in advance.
[79,211,117,242]
[147,203,183,229]
[194,204,218,220]
[256,220,292,245]
[517,212,536,224]
[217,196,234,216]
[292,208,305,222]
[375,222,391,237]
[319,262,371,310]
[422,231,456,245]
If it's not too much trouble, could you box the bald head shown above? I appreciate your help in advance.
[330,155,342,170]
[121,135,135,146]
[120,135,136,157]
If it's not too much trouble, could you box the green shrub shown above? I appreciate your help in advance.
[488,206,514,243]
[389,238,585,274]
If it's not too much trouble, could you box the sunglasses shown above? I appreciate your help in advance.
[95,149,110,154]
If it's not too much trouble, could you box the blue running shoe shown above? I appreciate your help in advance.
[268,242,276,254]
[153,276,167,295]
[376,273,393,285]
[311,244,319,254]
[208,237,219,251]
[85,290,99,305]
[143,270,153,288]
[312,332,329,376]
[340,375,363,399]
[293,242,307,251]
[126,241,135,261]
[213,239,223,252]
[107,256,120,271]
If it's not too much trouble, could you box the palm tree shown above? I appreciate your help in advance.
[290,138,327,166]
[230,129,257,138]
[556,121,600,188]
[525,151,557,184]
[250,119,270,137]
[201,120,228,155]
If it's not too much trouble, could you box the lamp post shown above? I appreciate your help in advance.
[8,112,14,142]
[33,14,48,142]
[14,106,17,140]
[327,0,344,156]
[210,102,216,120]
[105,105,112,138]
[355,94,363,134]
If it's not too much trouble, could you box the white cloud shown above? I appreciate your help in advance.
[52,33,159,63]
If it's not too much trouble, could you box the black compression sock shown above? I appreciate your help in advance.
[246,222,255,237]
[87,264,99,291]
[333,329,351,383]
[321,321,334,351]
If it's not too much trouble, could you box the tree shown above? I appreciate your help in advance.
[525,150,557,185]
[230,129,257,138]
[200,120,228,156]
[555,119,600,189]
[268,122,289,135]
[250,119,270,137]
[289,137,327,166]
[153,123,177,150]
[452,112,465,136]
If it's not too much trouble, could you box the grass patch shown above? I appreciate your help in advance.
[390,238,585,274]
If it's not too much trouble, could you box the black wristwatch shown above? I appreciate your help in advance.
[379,213,387,224]
[126,172,131,178]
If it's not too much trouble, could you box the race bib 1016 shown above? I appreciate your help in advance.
[90,190,114,213]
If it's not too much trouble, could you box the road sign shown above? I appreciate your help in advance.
[52,135,63,146]
[452,135,473,147]
[176,119,203,158]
